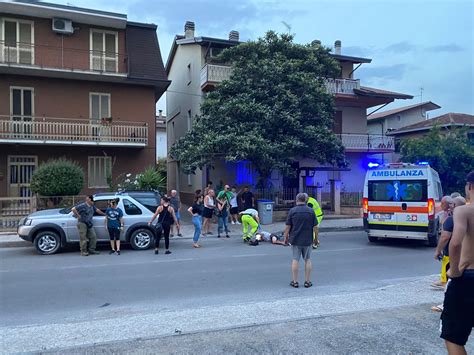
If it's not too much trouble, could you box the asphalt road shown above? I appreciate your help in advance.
[1,231,471,353]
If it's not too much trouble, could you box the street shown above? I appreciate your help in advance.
[1,230,473,353]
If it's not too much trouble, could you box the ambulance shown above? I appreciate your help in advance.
[362,162,443,246]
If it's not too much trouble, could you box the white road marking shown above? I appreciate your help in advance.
[232,253,268,258]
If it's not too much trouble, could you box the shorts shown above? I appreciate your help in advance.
[175,211,181,221]
[292,245,312,261]
[230,207,239,215]
[108,227,121,241]
[202,207,213,219]
[440,269,474,346]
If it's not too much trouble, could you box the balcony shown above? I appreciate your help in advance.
[200,64,360,96]
[0,116,147,147]
[200,64,233,90]
[0,41,127,76]
[325,78,360,95]
[338,134,395,152]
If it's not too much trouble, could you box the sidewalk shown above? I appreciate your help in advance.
[0,215,363,248]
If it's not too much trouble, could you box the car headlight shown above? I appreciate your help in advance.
[24,218,33,226]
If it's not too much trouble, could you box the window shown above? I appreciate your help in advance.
[187,174,192,186]
[93,199,110,214]
[368,180,428,202]
[1,18,34,64]
[90,93,110,122]
[88,156,112,188]
[187,110,192,131]
[123,199,142,215]
[187,63,192,85]
[90,30,118,72]
[10,87,34,136]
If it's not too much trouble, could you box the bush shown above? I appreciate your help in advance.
[137,166,166,192]
[30,158,84,196]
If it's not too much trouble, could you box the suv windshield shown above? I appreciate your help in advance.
[368,180,428,202]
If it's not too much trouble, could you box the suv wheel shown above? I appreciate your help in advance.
[130,228,154,250]
[34,231,61,255]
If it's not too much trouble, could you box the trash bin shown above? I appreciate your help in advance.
[257,199,274,225]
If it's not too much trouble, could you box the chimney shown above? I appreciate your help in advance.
[229,30,239,42]
[334,40,341,55]
[311,39,321,47]
[184,21,195,39]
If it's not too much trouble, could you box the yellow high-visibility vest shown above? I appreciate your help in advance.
[307,197,323,225]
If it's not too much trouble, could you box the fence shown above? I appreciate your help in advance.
[340,192,363,207]
[0,195,85,231]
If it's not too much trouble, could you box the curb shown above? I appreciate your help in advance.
[0,227,365,249]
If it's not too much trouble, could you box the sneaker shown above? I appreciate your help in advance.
[88,250,100,255]
[165,250,171,255]
[217,235,221,238]
[80,251,89,256]
[236,221,241,225]
[109,250,116,255]
[177,233,183,237]
[170,234,174,238]
[116,250,120,255]
[231,221,235,225]
[155,249,159,255]
[226,235,230,238]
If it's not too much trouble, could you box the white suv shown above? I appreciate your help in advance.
[17,192,160,255]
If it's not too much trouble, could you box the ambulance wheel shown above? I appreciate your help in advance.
[368,235,378,243]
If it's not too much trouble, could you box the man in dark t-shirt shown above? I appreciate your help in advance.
[241,186,254,210]
[284,193,318,288]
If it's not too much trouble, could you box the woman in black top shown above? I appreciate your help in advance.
[148,196,179,255]
[188,194,204,248]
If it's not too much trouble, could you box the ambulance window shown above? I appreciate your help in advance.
[368,180,428,202]
[437,182,443,200]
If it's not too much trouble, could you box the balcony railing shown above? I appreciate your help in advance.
[200,64,233,89]
[325,78,360,95]
[338,134,395,152]
[200,64,360,95]
[0,116,147,147]
[0,41,127,74]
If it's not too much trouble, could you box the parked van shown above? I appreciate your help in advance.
[363,162,442,246]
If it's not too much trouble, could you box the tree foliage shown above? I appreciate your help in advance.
[399,127,474,193]
[30,158,84,196]
[170,31,347,182]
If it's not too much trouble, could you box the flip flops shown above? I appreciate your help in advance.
[290,281,299,288]
[304,281,313,288]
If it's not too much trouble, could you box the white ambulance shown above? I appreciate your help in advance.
[362,162,443,246]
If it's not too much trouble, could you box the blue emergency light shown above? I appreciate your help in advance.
[417,161,429,166]
[368,162,380,168]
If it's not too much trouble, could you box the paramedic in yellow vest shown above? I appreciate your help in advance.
[307,197,323,249]
[239,208,259,242]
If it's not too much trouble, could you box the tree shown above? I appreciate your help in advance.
[30,158,84,196]
[400,127,474,193]
[170,31,347,184]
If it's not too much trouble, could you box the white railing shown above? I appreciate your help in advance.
[0,116,148,146]
[325,78,360,95]
[338,134,395,152]
[200,64,233,87]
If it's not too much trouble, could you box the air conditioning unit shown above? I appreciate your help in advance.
[52,18,74,34]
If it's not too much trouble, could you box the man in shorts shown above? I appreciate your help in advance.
[440,171,474,354]
[432,195,454,289]
[284,193,318,288]
[169,190,182,237]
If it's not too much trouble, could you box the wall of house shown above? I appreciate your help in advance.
[0,75,156,196]
[156,129,167,158]
[166,43,206,197]
[337,106,367,134]
[340,62,354,79]
[0,15,127,72]
[367,107,430,135]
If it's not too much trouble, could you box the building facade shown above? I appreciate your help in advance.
[166,23,412,211]
[156,110,167,159]
[0,1,169,197]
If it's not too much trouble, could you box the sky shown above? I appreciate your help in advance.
[48,0,473,117]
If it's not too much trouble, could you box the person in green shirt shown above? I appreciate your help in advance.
[307,196,324,249]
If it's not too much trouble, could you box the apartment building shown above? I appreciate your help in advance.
[0,0,169,197]
[166,23,413,211]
